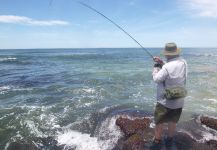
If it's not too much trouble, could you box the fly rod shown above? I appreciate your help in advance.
[78,1,154,59]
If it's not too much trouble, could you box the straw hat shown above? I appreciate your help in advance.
[163,42,181,56]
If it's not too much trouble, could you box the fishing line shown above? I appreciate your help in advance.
[49,0,154,59]
[78,1,154,59]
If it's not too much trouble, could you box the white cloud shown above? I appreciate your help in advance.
[184,0,217,18]
[0,15,70,26]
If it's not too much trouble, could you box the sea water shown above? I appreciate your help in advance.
[0,48,217,149]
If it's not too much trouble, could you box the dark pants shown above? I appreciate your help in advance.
[154,103,182,125]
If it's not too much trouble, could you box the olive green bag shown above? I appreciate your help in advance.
[165,87,187,100]
[164,61,187,100]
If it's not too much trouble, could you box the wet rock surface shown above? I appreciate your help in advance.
[3,114,217,150]
[115,116,217,150]
[6,137,64,150]
[200,116,217,131]
[116,117,151,137]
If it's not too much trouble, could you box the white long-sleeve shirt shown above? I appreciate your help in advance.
[152,57,187,109]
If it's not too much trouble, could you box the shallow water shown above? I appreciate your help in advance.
[0,48,217,149]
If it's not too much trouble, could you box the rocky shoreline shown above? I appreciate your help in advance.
[4,114,217,150]
[115,116,217,150]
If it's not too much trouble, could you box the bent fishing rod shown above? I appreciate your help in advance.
[78,1,154,59]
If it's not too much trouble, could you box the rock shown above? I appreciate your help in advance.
[200,116,217,131]
[6,142,38,150]
[122,134,148,150]
[173,132,195,150]
[206,140,217,150]
[115,116,217,150]
[116,117,150,137]
[6,137,64,150]
[116,117,151,150]
[191,142,213,150]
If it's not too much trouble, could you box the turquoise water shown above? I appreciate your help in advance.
[0,48,217,149]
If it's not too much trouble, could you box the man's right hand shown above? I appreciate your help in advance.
[153,56,164,65]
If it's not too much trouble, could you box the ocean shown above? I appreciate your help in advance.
[0,48,217,149]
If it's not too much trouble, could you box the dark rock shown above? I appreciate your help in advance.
[122,134,148,150]
[200,116,217,131]
[191,142,213,150]
[173,132,195,150]
[174,132,212,150]
[115,116,217,150]
[36,137,64,150]
[6,137,64,150]
[6,142,38,150]
[116,117,150,137]
[206,140,217,150]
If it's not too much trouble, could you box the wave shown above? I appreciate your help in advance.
[178,115,217,143]
[0,85,32,95]
[57,130,100,150]
[56,115,122,150]
[186,53,217,58]
[2,103,217,150]
[206,98,217,104]
[53,53,116,61]
[0,57,17,61]
[0,57,31,65]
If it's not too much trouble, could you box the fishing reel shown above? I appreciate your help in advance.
[154,63,163,68]
[153,57,164,68]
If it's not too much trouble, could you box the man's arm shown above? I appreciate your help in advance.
[152,66,168,83]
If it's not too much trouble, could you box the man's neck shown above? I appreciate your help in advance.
[166,55,180,62]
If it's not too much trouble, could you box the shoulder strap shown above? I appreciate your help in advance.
[180,60,187,85]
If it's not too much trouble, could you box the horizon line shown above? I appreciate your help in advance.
[0,47,217,50]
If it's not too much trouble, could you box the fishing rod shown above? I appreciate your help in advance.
[78,1,154,59]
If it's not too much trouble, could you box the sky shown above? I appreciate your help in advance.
[0,0,217,49]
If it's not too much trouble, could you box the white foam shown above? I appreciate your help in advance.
[179,116,217,143]
[200,131,217,142]
[84,101,95,107]
[57,130,100,150]
[0,57,17,62]
[200,105,216,112]
[0,112,14,120]
[0,86,11,94]
[0,85,32,95]
[82,88,95,94]
[56,115,123,150]
[96,116,123,150]
[99,106,110,113]
[4,142,10,150]
[24,120,46,138]
[0,86,11,90]
[206,98,217,103]
[74,87,96,95]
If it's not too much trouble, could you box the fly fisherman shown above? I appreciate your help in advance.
[150,43,187,150]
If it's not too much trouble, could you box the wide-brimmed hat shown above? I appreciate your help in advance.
[163,42,181,56]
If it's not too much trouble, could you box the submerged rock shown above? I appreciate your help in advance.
[200,116,217,131]
[6,137,63,150]
[6,142,38,150]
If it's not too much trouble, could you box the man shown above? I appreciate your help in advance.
[150,42,187,150]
